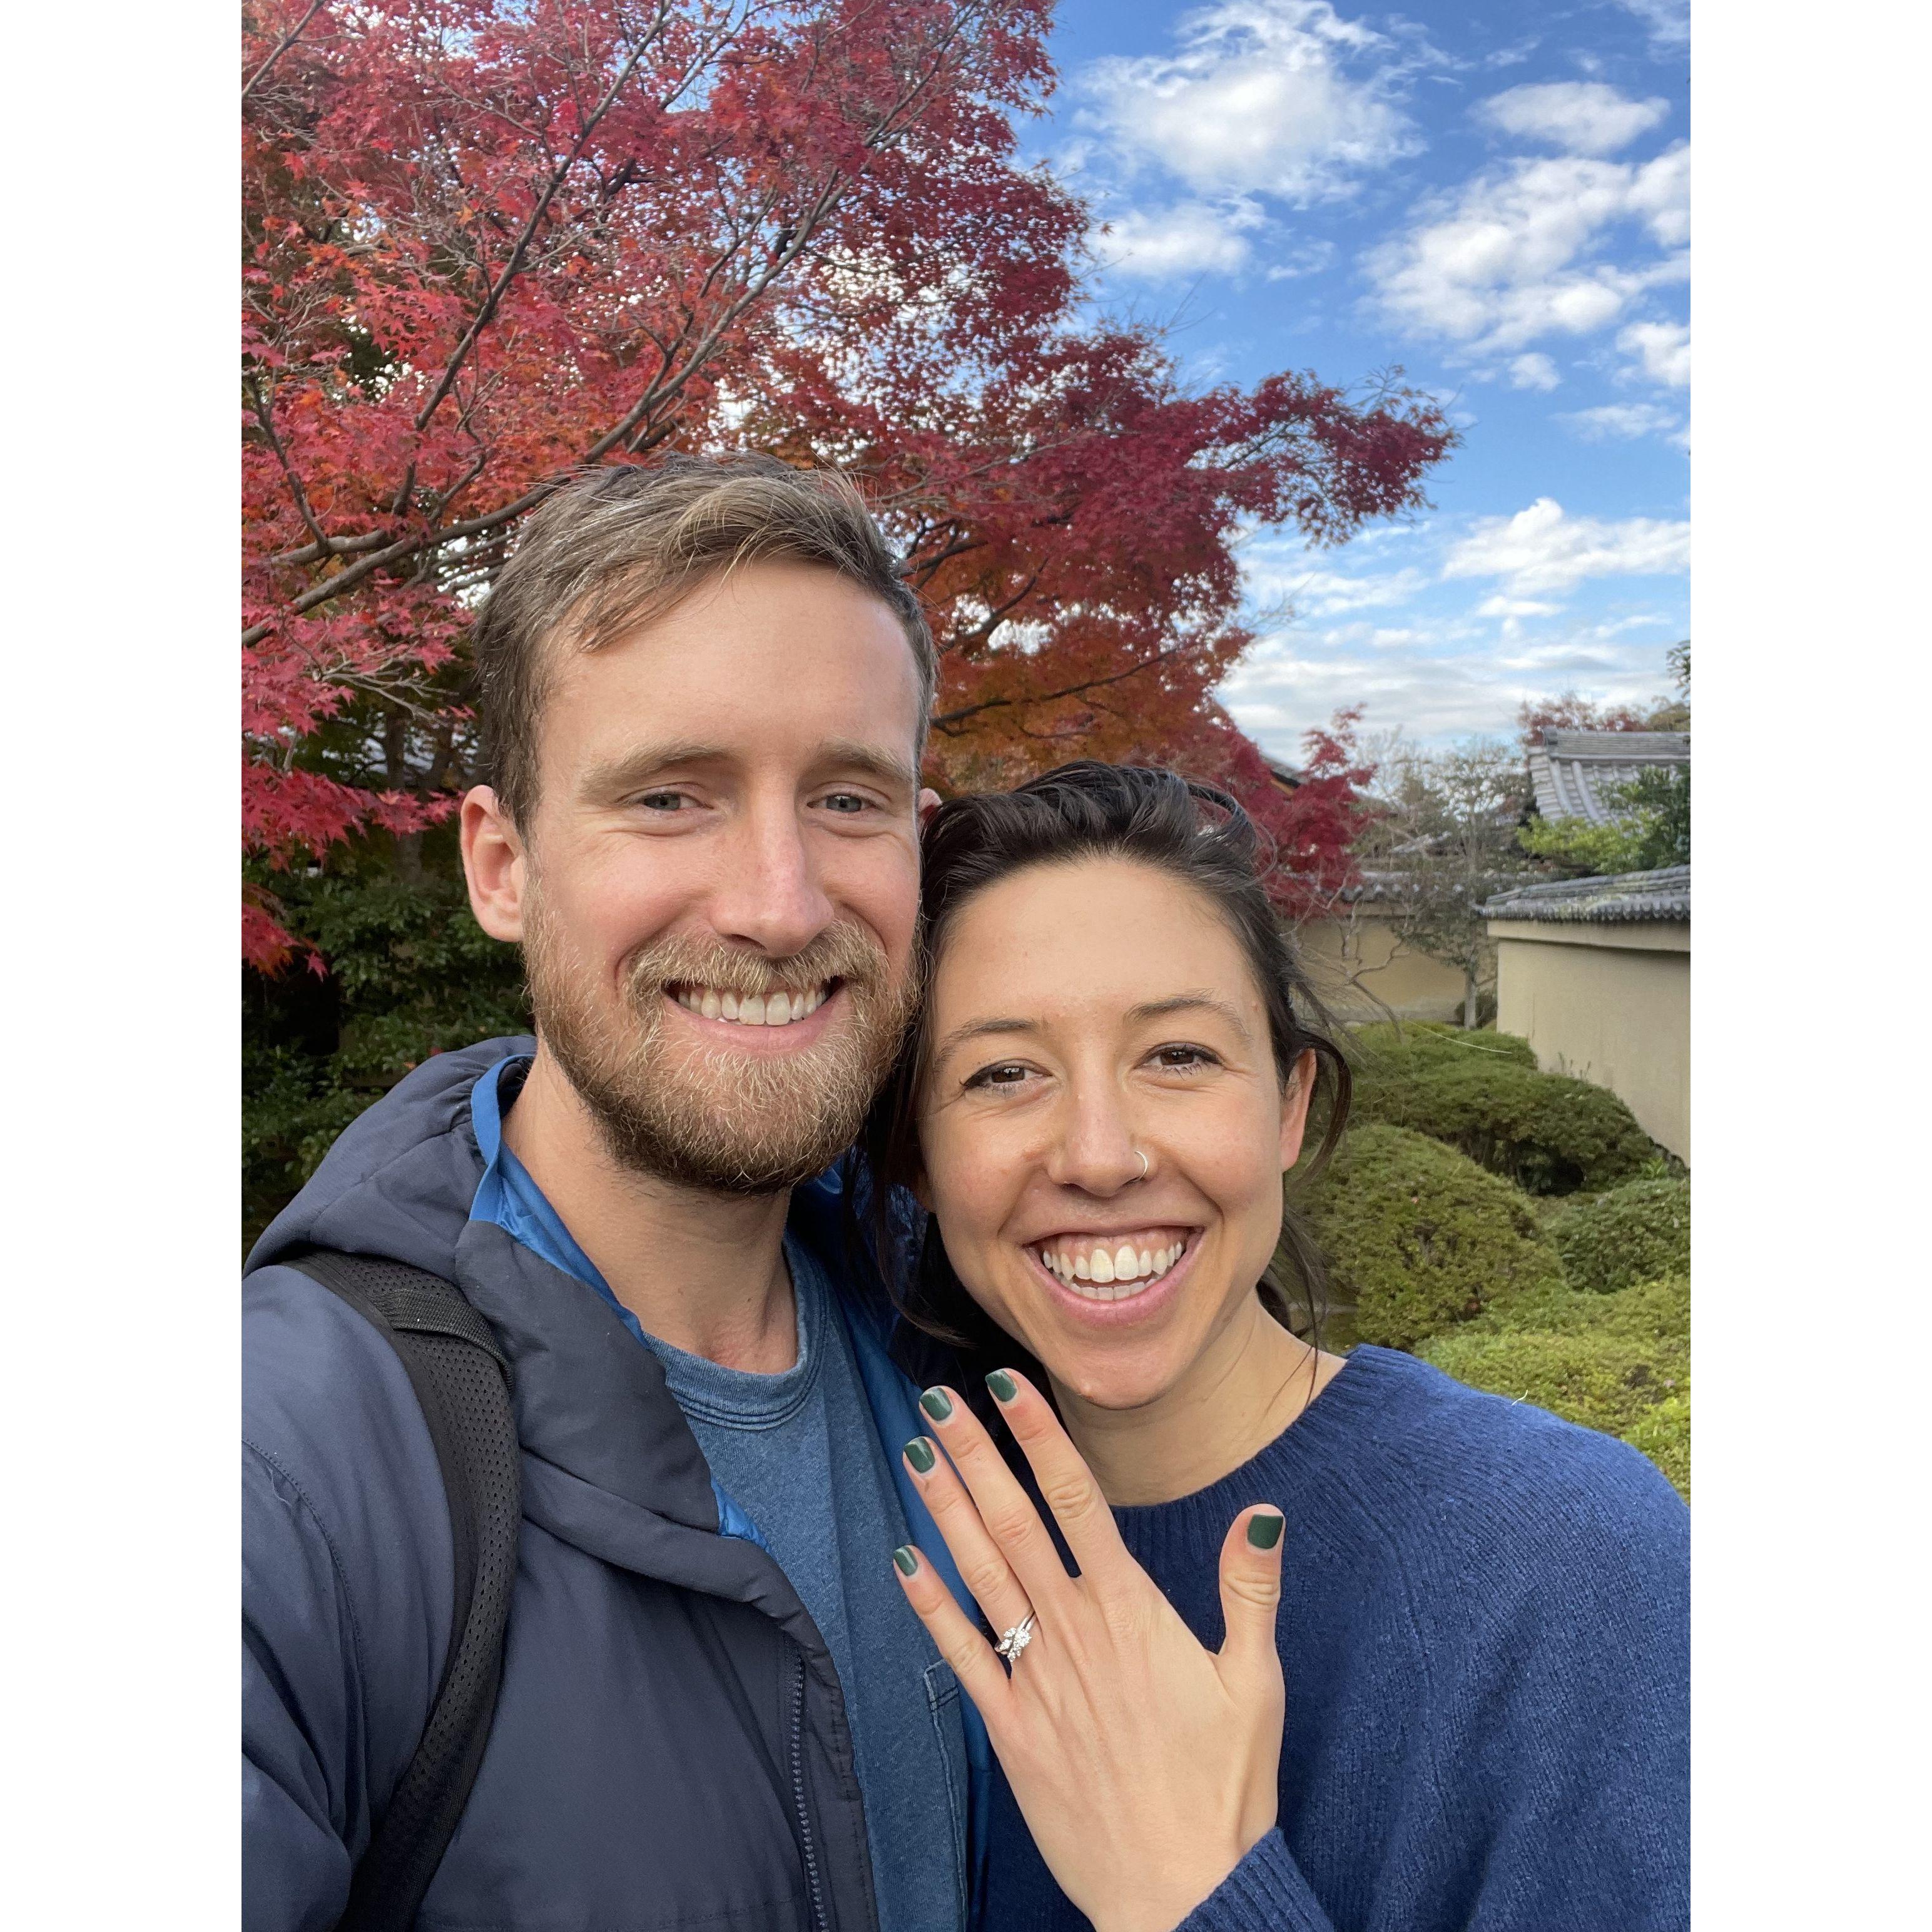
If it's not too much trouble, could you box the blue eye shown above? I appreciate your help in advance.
[638,791,689,811]
[820,793,872,815]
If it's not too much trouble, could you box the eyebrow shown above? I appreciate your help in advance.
[580,738,918,801]
[928,1015,1034,1070]
[928,991,1254,1074]
[1126,992,1254,1042]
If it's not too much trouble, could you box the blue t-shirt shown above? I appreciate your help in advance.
[468,1059,963,1932]
[981,1346,1690,1932]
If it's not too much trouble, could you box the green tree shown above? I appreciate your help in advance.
[1518,764,1690,875]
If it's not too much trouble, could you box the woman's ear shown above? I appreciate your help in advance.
[1278,1047,1319,1175]
[910,1161,933,1213]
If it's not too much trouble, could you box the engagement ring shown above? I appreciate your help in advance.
[995,1613,1036,1665]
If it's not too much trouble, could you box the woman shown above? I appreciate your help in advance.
[869,762,1689,1932]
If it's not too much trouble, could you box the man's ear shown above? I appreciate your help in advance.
[460,785,528,942]
[1278,1047,1319,1176]
[918,786,943,828]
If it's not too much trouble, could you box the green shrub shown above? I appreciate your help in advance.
[1553,1177,1691,1294]
[1350,1056,1653,1195]
[1420,1326,1680,1438]
[1350,1020,1540,1073]
[1620,1394,1690,1501]
[1418,1274,1689,1499]
[1291,1126,1567,1351]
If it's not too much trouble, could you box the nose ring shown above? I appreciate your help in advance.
[1134,1148,1150,1182]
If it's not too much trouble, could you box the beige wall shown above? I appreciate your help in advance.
[1488,918,1689,1160]
[1295,908,1478,1024]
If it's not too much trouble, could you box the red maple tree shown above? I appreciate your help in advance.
[243,0,1453,969]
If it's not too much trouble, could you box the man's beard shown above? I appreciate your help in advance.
[522,890,917,1196]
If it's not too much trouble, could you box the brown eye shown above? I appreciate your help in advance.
[1151,1044,1218,1070]
[964,1062,1032,1091]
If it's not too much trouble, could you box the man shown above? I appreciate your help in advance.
[243,456,984,1932]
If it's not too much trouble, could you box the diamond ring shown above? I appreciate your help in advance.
[995,1612,1036,1665]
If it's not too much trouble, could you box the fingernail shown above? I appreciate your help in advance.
[905,1436,937,1473]
[985,1370,1018,1404]
[893,1546,919,1577]
[1246,1512,1284,1550]
[920,1388,953,1422]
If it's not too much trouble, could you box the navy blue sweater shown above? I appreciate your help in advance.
[980,1346,1689,1932]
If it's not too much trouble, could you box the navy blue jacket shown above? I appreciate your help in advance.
[243,1038,988,1932]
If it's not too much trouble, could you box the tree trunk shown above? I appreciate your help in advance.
[1462,963,1478,1029]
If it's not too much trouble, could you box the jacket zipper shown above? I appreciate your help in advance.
[790,1650,830,1932]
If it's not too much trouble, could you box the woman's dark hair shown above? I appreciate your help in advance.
[863,760,1352,1358]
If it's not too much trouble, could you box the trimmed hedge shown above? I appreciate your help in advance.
[1350,1021,1540,1074]
[1419,1275,1689,1500]
[1552,1177,1691,1294]
[1620,1394,1690,1501]
[1350,1055,1654,1196]
[1292,1126,1567,1351]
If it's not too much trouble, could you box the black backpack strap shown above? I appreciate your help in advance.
[284,1249,522,1932]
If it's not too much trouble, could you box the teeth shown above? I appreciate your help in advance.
[671,983,830,1028]
[1035,1236,1189,1301]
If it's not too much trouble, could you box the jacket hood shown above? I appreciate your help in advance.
[247,1035,533,1283]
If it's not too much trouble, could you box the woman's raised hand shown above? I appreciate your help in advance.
[892,1371,1286,1932]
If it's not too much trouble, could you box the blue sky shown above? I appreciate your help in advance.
[1022,0,1690,752]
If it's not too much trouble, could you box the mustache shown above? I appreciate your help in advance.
[619,924,894,1005]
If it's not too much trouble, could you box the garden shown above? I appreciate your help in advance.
[1285,1022,1690,1499]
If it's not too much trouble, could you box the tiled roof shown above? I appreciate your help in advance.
[1529,730,1689,825]
[1480,865,1690,924]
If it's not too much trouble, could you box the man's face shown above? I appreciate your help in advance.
[464,558,927,1192]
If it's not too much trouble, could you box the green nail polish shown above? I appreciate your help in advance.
[1246,1512,1284,1550]
[985,1369,1018,1404]
[893,1546,918,1577]
[919,1388,953,1422]
[905,1436,937,1473]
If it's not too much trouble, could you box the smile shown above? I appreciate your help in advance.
[666,979,838,1029]
[1027,1228,1196,1304]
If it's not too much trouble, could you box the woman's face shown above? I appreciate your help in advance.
[915,856,1314,1411]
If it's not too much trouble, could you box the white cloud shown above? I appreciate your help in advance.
[1076,1,1423,206]
[1508,352,1561,390]
[1281,566,1433,616]
[1559,400,1682,441]
[1094,200,1263,279]
[1619,318,1690,387]
[1363,145,1689,359]
[1475,81,1670,156]
[1441,497,1690,596]
[1477,594,1563,618]
[1263,237,1338,281]
[1221,612,1674,747]
[1615,0,1690,51]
